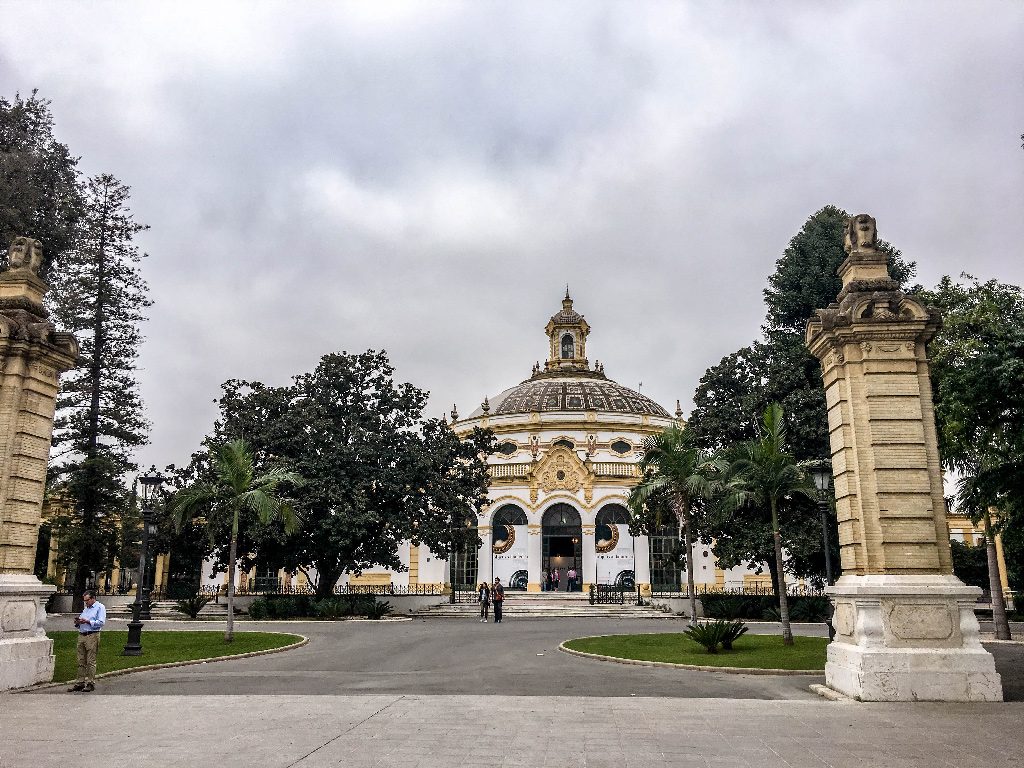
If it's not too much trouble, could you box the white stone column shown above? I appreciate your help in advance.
[477,526,492,586]
[526,524,541,592]
[634,534,651,596]
[581,524,597,591]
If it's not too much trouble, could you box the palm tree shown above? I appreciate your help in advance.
[628,425,722,626]
[722,403,814,646]
[171,439,302,641]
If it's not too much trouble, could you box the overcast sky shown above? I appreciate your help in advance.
[1,1,1022,470]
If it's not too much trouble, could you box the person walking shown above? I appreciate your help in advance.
[478,581,491,622]
[69,590,105,692]
[553,567,560,592]
[492,577,505,623]
[568,567,577,592]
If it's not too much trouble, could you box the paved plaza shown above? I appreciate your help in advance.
[2,616,1021,766]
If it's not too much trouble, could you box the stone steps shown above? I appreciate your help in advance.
[418,595,670,619]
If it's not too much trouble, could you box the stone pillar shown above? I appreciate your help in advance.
[634,534,652,596]
[526,524,542,591]
[476,526,493,586]
[806,214,1001,702]
[580,523,596,591]
[0,237,78,691]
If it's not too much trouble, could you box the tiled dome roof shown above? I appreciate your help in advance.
[474,375,670,418]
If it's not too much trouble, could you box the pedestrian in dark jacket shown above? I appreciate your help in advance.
[492,578,505,623]
[478,582,491,622]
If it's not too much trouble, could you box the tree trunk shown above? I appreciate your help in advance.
[984,513,1011,641]
[225,510,238,643]
[683,520,698,625]
[677,495,698,626]
[771,499,793,646]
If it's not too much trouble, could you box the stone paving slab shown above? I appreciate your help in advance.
[3,694,1023,768]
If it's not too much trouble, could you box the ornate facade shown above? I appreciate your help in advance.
[446,291,680,594]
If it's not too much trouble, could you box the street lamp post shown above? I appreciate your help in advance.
[810,466,835,586]
[122,466,165,657]
[810,463,836,642]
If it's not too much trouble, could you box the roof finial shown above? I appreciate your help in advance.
[675,399,683,419]
[565,284,571,300]
[481,396,490,414]
[450,403,459,422]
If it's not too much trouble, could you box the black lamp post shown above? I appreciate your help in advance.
[122,465,165,657]
[810,463,837,642]
[810,464,835,586]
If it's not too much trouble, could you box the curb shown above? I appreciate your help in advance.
[10,631,309,693]
[809,683,851,701]
[558,641,825,676]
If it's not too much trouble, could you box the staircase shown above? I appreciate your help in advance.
[417,592,672,619]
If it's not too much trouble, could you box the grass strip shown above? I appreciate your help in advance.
[563,632,828,670]
[48,630,303,683]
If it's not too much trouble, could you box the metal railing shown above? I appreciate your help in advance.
[650,584,828,599]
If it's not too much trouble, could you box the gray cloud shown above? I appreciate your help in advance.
[1,1,1022,469]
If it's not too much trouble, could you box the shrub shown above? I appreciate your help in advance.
[247,597,269,620]
[312,597,354,619]
[365,600,392,620]
[720,620,748,650]
[174,595,212,619]
[684,619,733,653]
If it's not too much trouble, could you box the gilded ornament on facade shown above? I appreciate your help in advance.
[595,523,619,553]
[492,524,515,554]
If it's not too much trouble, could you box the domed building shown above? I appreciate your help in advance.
[447,290,683,594]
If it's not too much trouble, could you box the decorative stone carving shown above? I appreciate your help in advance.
[536,447,587,495]
[844,213,877,254]
[6,236,44,275]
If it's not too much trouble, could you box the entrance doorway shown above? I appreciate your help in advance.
[542,503,582,591]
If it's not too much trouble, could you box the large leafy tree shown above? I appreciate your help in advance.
[687,206,912,584]
[722,404,816,646]
[0,90,82,278]
[194,350,494,598]
[918,274,1024,640]
[172,440,300,641]
[627,426,722,625]
[48,174,151,609]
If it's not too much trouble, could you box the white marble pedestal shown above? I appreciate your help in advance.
[0,574,55,690]
[826,574,1002,701]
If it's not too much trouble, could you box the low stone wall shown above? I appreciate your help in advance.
[649,596,702,619]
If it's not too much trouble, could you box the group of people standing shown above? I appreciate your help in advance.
[542,566,579,592]
[476,577,505,623]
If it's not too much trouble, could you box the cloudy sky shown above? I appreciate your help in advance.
[2,1,1022,470]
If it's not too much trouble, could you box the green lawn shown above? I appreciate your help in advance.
[564,632,828,670]
[48,630,303,683]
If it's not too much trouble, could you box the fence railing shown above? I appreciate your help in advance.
[649,584,829,599]
[55,582,446,598]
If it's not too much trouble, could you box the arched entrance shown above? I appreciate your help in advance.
[595,503,636,589]
[542,503,582,591]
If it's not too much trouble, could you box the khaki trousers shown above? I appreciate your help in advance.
[76,632,100,682]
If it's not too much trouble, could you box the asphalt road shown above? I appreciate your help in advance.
[40,616,830,699]
[38,615,1023,700]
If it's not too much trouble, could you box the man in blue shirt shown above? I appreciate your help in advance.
[69,590,105,692]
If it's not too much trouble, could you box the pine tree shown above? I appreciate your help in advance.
[49,174,151,608]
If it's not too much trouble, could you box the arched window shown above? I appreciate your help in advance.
[542,503,581,528]
[492,504,528,527]
[596,504,631,553]
[561,333,574,359]
[595,504,631,527]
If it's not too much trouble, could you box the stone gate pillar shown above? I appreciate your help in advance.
[0,237,78,691]
[806,215,1001,702]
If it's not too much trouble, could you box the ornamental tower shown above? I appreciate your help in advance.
[544,288,591,373]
